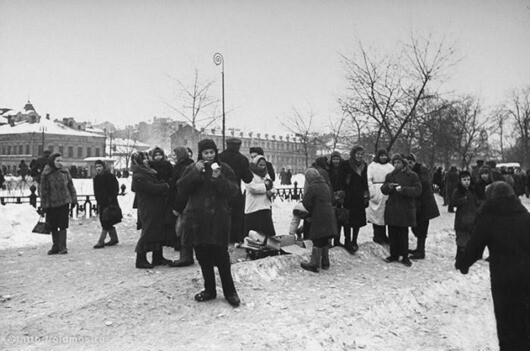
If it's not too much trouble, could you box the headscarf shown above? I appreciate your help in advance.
[173,146,189,163]
[486,181,516,200]
[149,146,166,161]
[304,167,324,194]
[131,151,148,166]
[47,153,62,170]
[250,155,268,178]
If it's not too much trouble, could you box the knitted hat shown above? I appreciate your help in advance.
[95,159,105,167]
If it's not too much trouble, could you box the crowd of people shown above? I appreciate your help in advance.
[29,139,530,348]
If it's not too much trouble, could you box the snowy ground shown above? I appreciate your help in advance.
[0,175,509,350]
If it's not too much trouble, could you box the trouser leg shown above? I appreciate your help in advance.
[195,246,216,295]
[214,246,237,297]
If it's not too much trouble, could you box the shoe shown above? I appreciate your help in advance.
[152,250,171,266]
[401,258,412,267]
[321,245,330,270]
[194,290,216,302]
[300,247,322,273]
[409,252,425,260]
[226,294,240,307]
[408,248,417,254]
[135,253,153,269]
[58,249,68,255]
[384,256,399,263]
[47,249,59,255]
[168,259,194,267]
[104,240,119,246]
[93,243,105,249]
[300,262,318,273]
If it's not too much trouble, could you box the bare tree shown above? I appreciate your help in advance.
[165,69,220,129]
[506,87,530,168]
[326,112,349,151]
[339,34,458,153]
[282,107,317,168]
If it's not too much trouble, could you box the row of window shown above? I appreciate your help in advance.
[203,137,300,152]
[0,144,100,158]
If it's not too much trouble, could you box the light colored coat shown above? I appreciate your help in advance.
[244,172,272,214]
[366,161,394,225]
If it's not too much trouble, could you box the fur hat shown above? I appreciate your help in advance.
[486,181,516,199]
[198,139,217,154]
[226,138,242,148]
[405,153,416,162]
[330,151,341,160]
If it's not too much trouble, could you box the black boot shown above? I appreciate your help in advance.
[410,236,426,260]
[105,227,119,246]
[48,231,60,255]
[168,246,194,267]
[373,225,388,245]
[152,250,171,266]
[93,229,107,249]
[348,227,359,253]
[301,247,322,273]
[321,245,330,270]
[57,229,68,254]
[135,252,153,269]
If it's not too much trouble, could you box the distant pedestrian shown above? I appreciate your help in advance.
[444,166,459,212]
[31,150,52,183]
[328,151,348,247]
[92,160,121,249]
[178,139,241,307]
[451,171,479,265]
[381,154,422,267]
[18,160,29,180]
[456,181,530,350]
[280,168,287,185]
[475,166,493,204]
[285,169,292,185]
[39,153,78,255]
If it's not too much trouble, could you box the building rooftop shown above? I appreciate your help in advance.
[0,117,104,138]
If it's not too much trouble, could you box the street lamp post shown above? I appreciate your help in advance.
[213,52,225,150]
[40,126,47,155]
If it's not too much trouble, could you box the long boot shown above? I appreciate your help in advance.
[351,227,359,252]
[410,236,426,260]
[93,229,107,249]
[301,247,322,273]
[58,229,68,254]
[152,249,171,266]
[105,227,119,246]
[321,245,330,270]
[48,231,60,255]
[344,227,352,252]
[169,246,194,267]
[135,252,153,269]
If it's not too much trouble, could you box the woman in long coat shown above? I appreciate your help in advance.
[328,151,348,247]
[39,153,77,255]
[131,151,171,269]
[366,149,393,245]
[93,160,120,248]
[177,139,241,307]
[342,145,369,254]
[456,182,530,350]
[381,154,422,267]
[300,168,338,273]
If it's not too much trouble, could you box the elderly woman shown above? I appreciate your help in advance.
[300,168,337,272]
[131,151,171,269]
[93,160,121,249]
[244,155,276,237]
[456,182,530,350]
[177,139,241,307]
[39,153,77,255]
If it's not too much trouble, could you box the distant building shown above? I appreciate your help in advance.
[0,101,105,175]
[170,124,315,174]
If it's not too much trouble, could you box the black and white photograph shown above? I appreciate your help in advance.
[1,0,530,350]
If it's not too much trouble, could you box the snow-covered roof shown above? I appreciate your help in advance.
[0,118,104,138]
[110,138,150,148]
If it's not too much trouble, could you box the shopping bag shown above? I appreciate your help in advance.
[32,215,51,235]
[101,203,123,226]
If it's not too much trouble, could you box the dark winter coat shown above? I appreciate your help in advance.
[170,157,194,212]
[302,176,337,240]
[328,161,347,192]
[444,167,459,207]
[381,168,422,227]
[513,172,525,196]
[177,161,239,247]
[31,155,50,182]
[411,163,440,222]
[342,160,369,228]
[148,150,174,183]
[93,168,120,229]
[452,185,479,232]
[218,146,253,187]
[132,164,171,252]
[457,192,530,349]
[39,165,78,210]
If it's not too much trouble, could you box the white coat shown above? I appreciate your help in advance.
[366,161,394,225]
[244,172,273,214]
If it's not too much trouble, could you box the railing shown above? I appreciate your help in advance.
[0,184,127,218]
[273,182,304,201]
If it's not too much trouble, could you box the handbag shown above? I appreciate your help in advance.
[32,215,51,235]
[101,203,123,226]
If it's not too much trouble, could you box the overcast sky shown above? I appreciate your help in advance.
[1,0,529,135]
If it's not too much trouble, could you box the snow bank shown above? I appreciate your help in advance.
[0,204,49,249]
